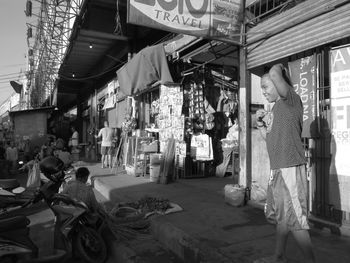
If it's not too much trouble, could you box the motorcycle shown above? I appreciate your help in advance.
[49,193,107,263]
[0,156,107,263]
[0,162,75,214]
[0,179,29,212]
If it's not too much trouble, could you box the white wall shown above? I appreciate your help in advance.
[251,73,270,190]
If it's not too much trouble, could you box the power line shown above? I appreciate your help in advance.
[0,63,27,68]
[0,76,25,81]
[0,74,25,80]
[0,72,25,77]
[0,80,22,85]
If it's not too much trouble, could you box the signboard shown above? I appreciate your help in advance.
[288,55,317,138]
[128,0,242,44]
[330,45,350,177]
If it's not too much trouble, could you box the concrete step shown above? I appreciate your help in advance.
[93,174,235,263]
[93,172,350,263]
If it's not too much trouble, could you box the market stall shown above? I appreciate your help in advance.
[116,42,239,182]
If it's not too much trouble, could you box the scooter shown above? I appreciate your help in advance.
[0,192,66,263]
[49,193,107,263]
[0,179,29,212]
[0,158,107,263]
[0,164,74,213]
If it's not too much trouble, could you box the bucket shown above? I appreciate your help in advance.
[150,153,163,165]
[150,165,161,182]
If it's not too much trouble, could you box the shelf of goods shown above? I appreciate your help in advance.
[125,136,157,177]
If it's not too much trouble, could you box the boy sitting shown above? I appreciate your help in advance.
[61,167,100,213]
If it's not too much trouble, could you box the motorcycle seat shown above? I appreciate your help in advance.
[0,215,30,232]
[0,179,20,190]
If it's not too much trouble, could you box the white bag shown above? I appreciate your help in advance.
[224,184,245,207]
[250,181,267,202]
[26,161,41,189]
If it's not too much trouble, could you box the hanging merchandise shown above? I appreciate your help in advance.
[204,99,215,130]
[190,133,213,161]
[184,117,193,137]
[204,113,215,130]
[188,82,205,121]
[157,84,184,152]
[150,98,160,117]
[122,97,137,135]
[204,99,215,114]
[217,89,237,113]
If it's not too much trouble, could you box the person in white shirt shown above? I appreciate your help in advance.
[69,126,79,153]
[95,121,114,168]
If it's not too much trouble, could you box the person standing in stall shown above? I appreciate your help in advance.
[255,64,315,263]
[69,126,79,153]
[95,121,114,168]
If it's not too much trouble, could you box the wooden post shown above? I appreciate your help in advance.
[238,46,252,188]
[238,0,252,188]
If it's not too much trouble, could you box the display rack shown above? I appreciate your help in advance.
[125,136,154,176]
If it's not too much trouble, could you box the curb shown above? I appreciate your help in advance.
[104,226,143,263]
[107,242,142,263]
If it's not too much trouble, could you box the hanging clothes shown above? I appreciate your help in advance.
[117,44,174,96]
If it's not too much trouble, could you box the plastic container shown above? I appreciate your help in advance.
[150,165,161,182]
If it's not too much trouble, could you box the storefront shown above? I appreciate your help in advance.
[115,34,240,183]
[246,0,350,229]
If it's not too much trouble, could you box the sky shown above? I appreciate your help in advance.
[0,0,28,105]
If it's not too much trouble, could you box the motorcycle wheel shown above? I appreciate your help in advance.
[0,255,16,263]
[73,226,107,263]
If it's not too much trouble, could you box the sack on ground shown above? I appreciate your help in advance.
[224,184,245,207]
[250,181,267,202]
[26,162,41,188]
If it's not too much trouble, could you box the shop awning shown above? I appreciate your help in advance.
[10,81,23,94]
[117,44,174,96]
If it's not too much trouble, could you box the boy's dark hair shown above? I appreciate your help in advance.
[263,65,293,86]
[76,167,90,179]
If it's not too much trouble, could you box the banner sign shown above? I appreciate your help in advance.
[330,45,350,177]
[127,0,242,44]
[288,55,317,138]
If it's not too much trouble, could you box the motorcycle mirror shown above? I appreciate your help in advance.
[12,187,26,194]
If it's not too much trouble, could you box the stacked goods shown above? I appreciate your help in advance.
[123,196,171,214]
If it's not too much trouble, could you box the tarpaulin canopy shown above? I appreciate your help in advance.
[117,44,173,96]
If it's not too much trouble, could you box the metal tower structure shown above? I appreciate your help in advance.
[26,0,84,108]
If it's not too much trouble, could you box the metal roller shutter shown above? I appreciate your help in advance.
[246,0,350,69]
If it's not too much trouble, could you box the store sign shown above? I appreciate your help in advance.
[330,46,350,177]
[103,80,117,110]
[288,55,317,138]
[127,0,242,44]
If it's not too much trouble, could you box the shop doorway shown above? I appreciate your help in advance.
[311,47,349,225]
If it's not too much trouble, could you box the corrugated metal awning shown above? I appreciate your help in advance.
[246,0,350,69]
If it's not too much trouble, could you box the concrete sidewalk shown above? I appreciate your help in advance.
[81,162,350,263]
